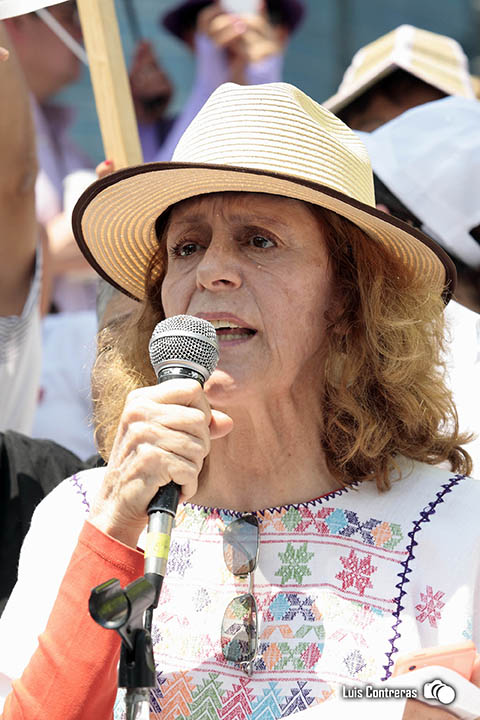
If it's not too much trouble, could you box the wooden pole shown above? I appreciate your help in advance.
[77,0,143,168]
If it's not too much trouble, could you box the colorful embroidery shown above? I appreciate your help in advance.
[250,681,283,720]
[335,549,378,596]
[266,593,316,622]
[193,588,211,612]
[261,506,403,550]
[167,539,194,576]
[150,671,167,712]
[343,649,367,676]
[382,475,463,680]
[185,672,222,720]
[219,677,255,720]
[159,671,196,719]
[66,465,468,720]
[280,681,315,715]
[415,586,445,628]
[69,474,90,510]
[463,618,473,640]
[275,543,314,584]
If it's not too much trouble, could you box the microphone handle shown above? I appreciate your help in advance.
[144,366,206,617]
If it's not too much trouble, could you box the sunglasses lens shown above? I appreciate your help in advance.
[223,515,259,576]
[221,593,257,663]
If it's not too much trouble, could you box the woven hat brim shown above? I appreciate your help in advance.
[324,58,475,115]
[72,162,456,303]
[324,63,398,114]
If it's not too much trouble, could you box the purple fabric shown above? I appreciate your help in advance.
[32,98,92,226]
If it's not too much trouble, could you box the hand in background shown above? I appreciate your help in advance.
[95,159,115,179]
[196,4,287,84]
[130,40,173,124]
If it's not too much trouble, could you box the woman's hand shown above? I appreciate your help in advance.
[402,700,461,719]
[89,380,233,547]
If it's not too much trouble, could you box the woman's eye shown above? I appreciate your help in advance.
[250,235,275,249]
[170,241,199,257]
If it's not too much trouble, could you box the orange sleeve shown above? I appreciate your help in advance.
[2,520,144,720]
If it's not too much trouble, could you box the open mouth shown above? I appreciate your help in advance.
[210,319,257,342]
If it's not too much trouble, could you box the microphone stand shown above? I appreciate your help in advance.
[89,576,156,719]
[88,482,181,718]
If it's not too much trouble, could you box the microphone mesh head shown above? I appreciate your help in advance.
[149,315,219,380]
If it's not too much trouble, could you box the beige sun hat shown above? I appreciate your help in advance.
[324,25,475,115]
[72,82,455,302]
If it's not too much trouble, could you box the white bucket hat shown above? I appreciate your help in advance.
[357,96,480,268]
[324,25,475,115]
[0,0,66,18]
[72,82,455,302]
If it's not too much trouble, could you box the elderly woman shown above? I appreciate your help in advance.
[1,82,479,720]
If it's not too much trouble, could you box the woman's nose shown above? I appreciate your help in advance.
[196,239,242,291]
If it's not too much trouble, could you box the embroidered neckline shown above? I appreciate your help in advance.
[184,481,363,517]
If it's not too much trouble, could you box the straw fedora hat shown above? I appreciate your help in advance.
[324,25,475,115]
[0,0,66,18]
[72,82,455,302]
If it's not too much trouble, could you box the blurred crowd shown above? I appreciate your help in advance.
[0,0,479,613]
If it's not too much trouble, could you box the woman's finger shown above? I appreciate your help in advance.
[210,410,234,439]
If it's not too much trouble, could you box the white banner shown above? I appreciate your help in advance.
[0,0,67,20]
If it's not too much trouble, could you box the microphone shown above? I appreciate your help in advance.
[144,315,219,619]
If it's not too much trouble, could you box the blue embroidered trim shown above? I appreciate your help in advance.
[68,472,361,520]
[382,474,464,680]
[69,473,90,512]
[187,481,363,517]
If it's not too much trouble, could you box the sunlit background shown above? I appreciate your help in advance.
[59,0,480,164]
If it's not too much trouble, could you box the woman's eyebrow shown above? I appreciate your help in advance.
[230,215,291,229]
[171,213,291,229]
[169,214,206,227]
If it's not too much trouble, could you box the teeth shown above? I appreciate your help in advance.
[220,333,249,341]
[210,319,242,329]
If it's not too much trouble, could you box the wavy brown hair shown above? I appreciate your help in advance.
[92,194,472,489]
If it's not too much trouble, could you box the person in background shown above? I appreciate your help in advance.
[3,1,174,312]
[323,25,476,132]
[3,2,149,456]
[0,276,135,615]
[1,81,480,720]
[355,96,480,474]
[138,0,305,161]
[0,20,41,435]
[0,431,102,616]
[3,0,99,313]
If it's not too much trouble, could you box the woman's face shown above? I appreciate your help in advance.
[161,193,335,404]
